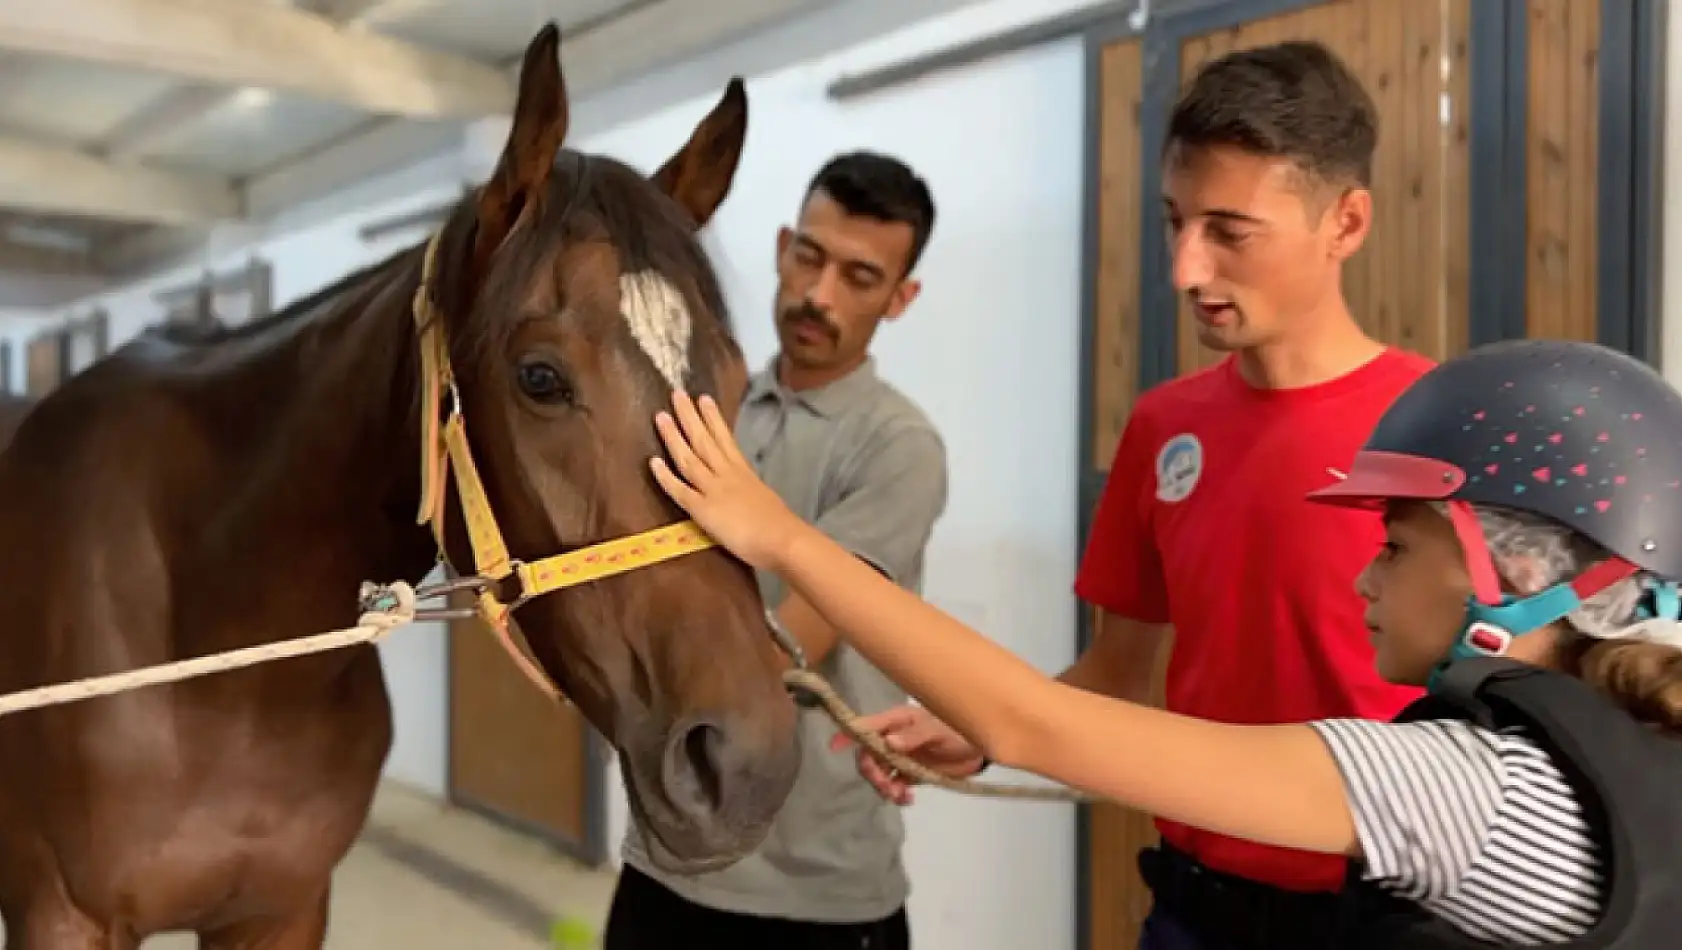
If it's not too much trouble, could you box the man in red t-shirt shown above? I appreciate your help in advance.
[841,41,1434,950]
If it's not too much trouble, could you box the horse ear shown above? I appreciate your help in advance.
[475,23,569,270]
[651,78,748,229]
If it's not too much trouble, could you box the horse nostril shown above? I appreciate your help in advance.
[663,718,729,817]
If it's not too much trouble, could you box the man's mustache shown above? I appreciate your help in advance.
[781,303,838,338]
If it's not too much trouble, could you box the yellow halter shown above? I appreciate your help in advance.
[409,231,716,700]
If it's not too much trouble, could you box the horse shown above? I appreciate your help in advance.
[0,23,802,949]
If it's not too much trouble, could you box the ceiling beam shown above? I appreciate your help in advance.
[315,0,444,27]
[0,134,240,227]
[1,0,517,121]
[243,0,834,220]
[103,0,847,276]
[95,85,243,162]
[0,239,111,309]
[93,0,403,162]
[0,238,99,278]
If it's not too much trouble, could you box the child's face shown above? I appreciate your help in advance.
[1354,501,1480,685]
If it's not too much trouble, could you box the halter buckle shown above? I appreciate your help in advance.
[493,559,536,613]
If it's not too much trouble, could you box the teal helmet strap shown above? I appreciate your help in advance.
[1429,587,1582,691]
[1641,576,1682,625]
[1428,500,1646,691]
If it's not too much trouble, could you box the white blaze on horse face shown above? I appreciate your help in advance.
[619,270,693,389]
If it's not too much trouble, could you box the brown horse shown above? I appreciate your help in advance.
[0,24,800,949]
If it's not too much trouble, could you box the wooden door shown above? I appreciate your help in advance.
[1081,0,1476,946]
[1171,1,1474,373]
[448,587,601,864]
[25,331,63,397]
[1081,35,1153,950]
[1078,0,1646,945]
[1522,0,1600,343]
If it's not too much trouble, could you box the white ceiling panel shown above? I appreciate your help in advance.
[0,0,864,308]
[137,92,380,178]
[0,49,183,144]
[376,0,642,61]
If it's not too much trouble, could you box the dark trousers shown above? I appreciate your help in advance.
[1135,844,1344,950]
[1139,905,1237,950]
[603,863,911,950]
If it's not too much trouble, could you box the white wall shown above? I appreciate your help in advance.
[558,3,1088,948]
[0,311,38,385]
[4,0,1093,946]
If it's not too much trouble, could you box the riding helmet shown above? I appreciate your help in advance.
[1309,338,1682,582]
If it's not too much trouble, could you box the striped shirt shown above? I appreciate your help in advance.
[1309,718,1604,944]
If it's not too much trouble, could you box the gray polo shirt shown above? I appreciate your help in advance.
[620,355,949,923]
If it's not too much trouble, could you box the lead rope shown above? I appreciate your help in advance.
[0,582,419,718]
[0,580,1097,804]
[782,668,1098,803]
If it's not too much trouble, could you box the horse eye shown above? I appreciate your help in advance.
[515,359,573,404]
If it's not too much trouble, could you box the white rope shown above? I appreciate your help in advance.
[0,579,1095,803]
[0,581,417,718]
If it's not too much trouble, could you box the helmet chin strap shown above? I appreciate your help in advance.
[1429,500,1643,690]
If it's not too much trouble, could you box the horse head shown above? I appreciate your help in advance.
[416,25,798,874]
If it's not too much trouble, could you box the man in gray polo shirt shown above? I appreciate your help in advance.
[605,151,948,950]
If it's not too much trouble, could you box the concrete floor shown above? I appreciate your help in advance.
[1,783,620,949]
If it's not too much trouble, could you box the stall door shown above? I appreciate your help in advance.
[1521,0,1602,344]
[1079,0,1635,944]
[26,331,63,397]
[448,587,600,864]
[1080,0,1475,945]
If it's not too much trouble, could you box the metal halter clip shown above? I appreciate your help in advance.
[446,378,463,420]
[767,609,822,708]
[411,573,497,621]
[358,583,405,615]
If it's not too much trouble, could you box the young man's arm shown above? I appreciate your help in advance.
[1057,610,1170,705]
[773,422,948,668]
[1062,408,1172,704]
[835,408,1164,789]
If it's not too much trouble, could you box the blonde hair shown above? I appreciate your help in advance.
[1444,502,1682,735]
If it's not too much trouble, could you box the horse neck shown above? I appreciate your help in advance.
[184,249,440,650]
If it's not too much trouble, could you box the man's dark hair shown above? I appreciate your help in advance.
[1166,40,1378,189]
[803,151,937,275]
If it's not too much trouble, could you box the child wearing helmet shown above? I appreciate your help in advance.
[648,337,1682,948]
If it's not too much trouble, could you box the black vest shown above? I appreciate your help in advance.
[1338,657,1682,949]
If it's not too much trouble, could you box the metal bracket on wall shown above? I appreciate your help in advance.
[58,308,110,379]
[153,257,274,325]
[826,0,1170,101]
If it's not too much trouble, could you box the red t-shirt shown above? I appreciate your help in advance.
[1074,347,1436,893]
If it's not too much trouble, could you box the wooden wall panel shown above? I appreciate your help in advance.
[1085,1,1628,946]
[1085,2,1474,947]
[25,332,62,398]
[1085,613,1171,950]
[1525,0,1599,342]
[1091,39,1145,466]
[1085,35,1149,950]
[1174,0,1472,375]
[448,591,591,851]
